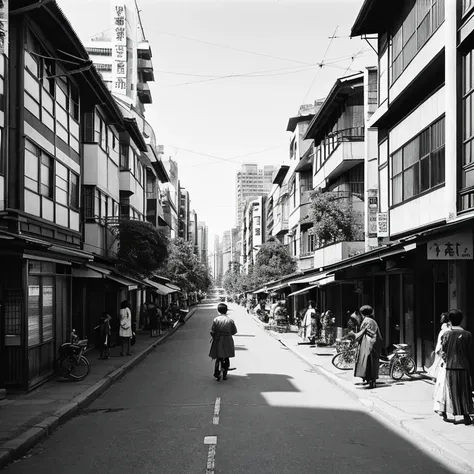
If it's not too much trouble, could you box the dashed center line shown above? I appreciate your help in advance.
[213,397,221,425]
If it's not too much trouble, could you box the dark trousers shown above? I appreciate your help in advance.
[214,358,230,376]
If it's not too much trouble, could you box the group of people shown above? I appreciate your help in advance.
[141,301,182,336]
[300,301,336,345]
[96,300,134,359]
[429,310,474,425]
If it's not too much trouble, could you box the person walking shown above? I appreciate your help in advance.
[98,313,112,360]
[119,300,133,356]
[351,305,382,389]
[301,301,315,342]
[438,309,474,425]
[428,312,450,380]
[209,303,237,381]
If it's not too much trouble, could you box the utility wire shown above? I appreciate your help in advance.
[156,30,313,66]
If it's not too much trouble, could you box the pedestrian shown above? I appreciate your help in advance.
[351,305,383,389]
[209,303,237,381]
[119,300,133,356]
[301,300,315,342]
[98,312,112,360]
[438,309,474,425]
[428,312,450,380]
[147,299,159,337]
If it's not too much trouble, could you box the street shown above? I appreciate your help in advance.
[2,302,460,474]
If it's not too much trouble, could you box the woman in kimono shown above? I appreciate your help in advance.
[300,301,315,342]
[428,312,450,380]
[352,305,382,389]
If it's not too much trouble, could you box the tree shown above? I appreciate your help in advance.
[116,220,168,278]
[252,238,297,289]
[161,238,212,294]
[307,190,363,246]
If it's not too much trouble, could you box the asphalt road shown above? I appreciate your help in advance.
[3,301,460,474]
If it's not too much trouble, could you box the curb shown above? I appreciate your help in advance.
[0,306,199,469]
[278,338,474,473]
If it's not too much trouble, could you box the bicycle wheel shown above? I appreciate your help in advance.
[68,356,91,381]
[390,359,405,380]
[332,352,355,370]
[403,356,416,376]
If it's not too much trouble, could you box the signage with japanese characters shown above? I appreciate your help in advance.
[427,231,473,260]
[0,0,8,57]
[377,212,389,237]
[367,190,378,238]
[111,4,127,95]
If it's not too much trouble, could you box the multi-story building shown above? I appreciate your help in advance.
[189,209,198,254]
[178,184,190,241]
[231,227,241,267]
[84,1,153,114]
[197,221,209,264]
[211,235,224,284]
[163,158,179,239]
[346,0,473,369]
[222,230,232,274]
[241,196,266,272]
[235,163,275,228]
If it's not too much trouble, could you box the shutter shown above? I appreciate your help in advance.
[42,278,54,342]
[28,279,41,346]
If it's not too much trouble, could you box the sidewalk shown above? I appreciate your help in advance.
[0,306,199,469]
[250,313,474,473]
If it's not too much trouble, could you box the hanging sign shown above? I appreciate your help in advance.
[427,231,473,260]
[377,212,389,237]
[0,0,7,57]
[111,4,127,95]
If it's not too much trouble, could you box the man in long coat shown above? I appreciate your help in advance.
[209,303,237,381]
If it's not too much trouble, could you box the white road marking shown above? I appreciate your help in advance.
[204,435,217,444]
[206,444,216,473]
[213,397,221,425]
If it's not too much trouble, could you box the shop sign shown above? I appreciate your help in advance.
[111,4,127,95]
[377,212,389,237]
[427,231,473,260]
[0,0,8,57]
[367,191,378,238]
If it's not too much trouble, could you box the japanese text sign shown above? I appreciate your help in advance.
[427,231,473,260]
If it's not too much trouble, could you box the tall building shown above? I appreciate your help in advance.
[178,183,190,241]
[235,163,275,228]
[211,235,223,283]
[222,230,232,274]
[197,221,209,264]
[84,1,154,113]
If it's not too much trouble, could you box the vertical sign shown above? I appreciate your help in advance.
[0,0,8,57]
[367,190,378,238]
[377,212,389,237]
[112,4,127,95]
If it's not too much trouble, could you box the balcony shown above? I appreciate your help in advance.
[314,130,364,189]
[289,191,312,228]
[272,215,289,236]
[137,82,152,104]
[313,241,365,268]
[119,170,135,196]
[138,59,154,82]
[137,41,152,60]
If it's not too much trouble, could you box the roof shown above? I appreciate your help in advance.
[304,72,364,144]
[272,165,290,185]
[286,114,315,133]
[124,118,147,152]
[12,1,127,128]
[351,0,400,37]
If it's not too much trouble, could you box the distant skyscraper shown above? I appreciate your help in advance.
[197,221,208,264]
[222,230,232,274]
[235,163,275,228]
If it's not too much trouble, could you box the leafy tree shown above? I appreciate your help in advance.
[161,238,212,293]
[252,238,297,289]
[307,190,363,246]
[116,220,168,278]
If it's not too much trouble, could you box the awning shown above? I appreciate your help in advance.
[266,283,289,292]
[144,278,174,295]
[165,283,181,292]
[253,287,268,294]
[288,284,319,298]
[106,274,138,290]
[314,275,335,286]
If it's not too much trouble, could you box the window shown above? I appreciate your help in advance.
[28,275,54,347]
[25,140,53,198]
[83,186,117,221]
[99,117,107,151]
[55,161,79,209]
[391,0,445,84]
[390,116,445,206]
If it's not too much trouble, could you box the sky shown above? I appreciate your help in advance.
[58,0,374,244]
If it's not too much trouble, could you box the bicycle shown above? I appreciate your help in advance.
[55,330,91,381]
[332,338,358,370]
[381,343,416,380]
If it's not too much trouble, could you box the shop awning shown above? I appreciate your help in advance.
[144,279,175,295]
[253,287,268,294]
[106,274,138,290]
[267,283,290,292]
[165,283,181,292]
[314,275,335,286]
[82,264,139,290]
[287,284,319,298]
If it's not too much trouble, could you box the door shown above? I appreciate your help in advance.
[388,274,402,346]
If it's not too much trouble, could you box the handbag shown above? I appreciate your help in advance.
[131,332,136,346]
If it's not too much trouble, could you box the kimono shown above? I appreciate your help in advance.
[209,315,237,360]
[440,327,474,417]
[353,316,382,382]
[428,323,450,380]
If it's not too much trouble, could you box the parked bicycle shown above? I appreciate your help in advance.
[332,340,416,380]
[55,330,91,381]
